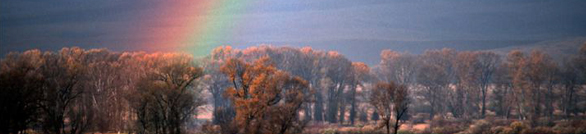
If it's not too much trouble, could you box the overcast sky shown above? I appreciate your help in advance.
[2,0,586,54]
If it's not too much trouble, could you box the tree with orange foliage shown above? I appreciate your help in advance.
[221,57,309,134]
[524,50,556,124]
[505,50,529,120]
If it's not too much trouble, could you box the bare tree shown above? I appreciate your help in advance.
[476,52,500,117]
[558,43,586,118]
[370,82,410,134]
[322,51,352,123]
[130,53,205,134]
[38,48,86,134]
[491,63,514,118]
[379,50,417,85]
[417,49,456,119]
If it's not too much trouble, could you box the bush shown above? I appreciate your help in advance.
[488,126,507,134]
[411,113,428,124]
[459,120,492,134]
[499,127,516,134]
[552,120,586,134]
[535,117,555,127]
[509,121,529,134]
[432,126,465,134]
[429,116,470,134]
[397,130,415,134]
[321,128,338,134]
[520,127,555,134]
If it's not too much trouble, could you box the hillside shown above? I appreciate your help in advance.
[488,37,586,61]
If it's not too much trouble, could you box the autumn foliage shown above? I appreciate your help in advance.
[220,57,309,134]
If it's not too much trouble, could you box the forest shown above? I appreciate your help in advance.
[1,44,586,134]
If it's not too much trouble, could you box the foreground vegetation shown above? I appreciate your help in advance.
[1,43,586,134]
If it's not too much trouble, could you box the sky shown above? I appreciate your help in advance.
[2,0,586,59]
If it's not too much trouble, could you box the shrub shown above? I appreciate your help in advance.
[553,120,586,134]
[321,128,338,134]
[509,121,529,134]
[460,120,492,134]
[535,117,555,127]
[432,126,465,134]
[499,127,516,134]
[520,126,555,134]
[411,113,428,124]
[429,116,471,134]
[488,126,507,134]
[397,130,415,134]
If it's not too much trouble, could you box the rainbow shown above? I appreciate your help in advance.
[141,0,250,57]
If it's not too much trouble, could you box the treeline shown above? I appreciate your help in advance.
[1,48,205,134]
[1,44,586,134]
[202,45,586,133]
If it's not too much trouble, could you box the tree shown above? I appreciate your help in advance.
[476,52,500,117]
[370,82,410,134]
[524,50,555,123]
[491,63,514,118]
[207,46,323,123]
[204,46,236,127]
[130,53,205,134]
[321,51,352,123]
[0,50,44,134]
[560,44,586,118]
[379,50,417,85]
[221,57,309,134]
[505,50,529,120]
[82,49,128,132]
[417,49,456,119]
[348,62,369,125]
[300,48,328,122]
[38,47,86,134]
[453,51,480,118]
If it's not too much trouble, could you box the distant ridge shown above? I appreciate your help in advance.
[487,37,586,61]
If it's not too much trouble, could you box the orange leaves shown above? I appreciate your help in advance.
[380,50,401,62]
[220,58,248,83]
[220,57,309,134]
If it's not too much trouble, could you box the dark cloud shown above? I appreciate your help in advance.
[1,0,585,55]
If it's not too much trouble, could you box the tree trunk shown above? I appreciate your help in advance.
[481,87,487,118]
[326,89,337,123]
[386,119,391,134]
[393,119,400,134]
[314,92,324,121]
